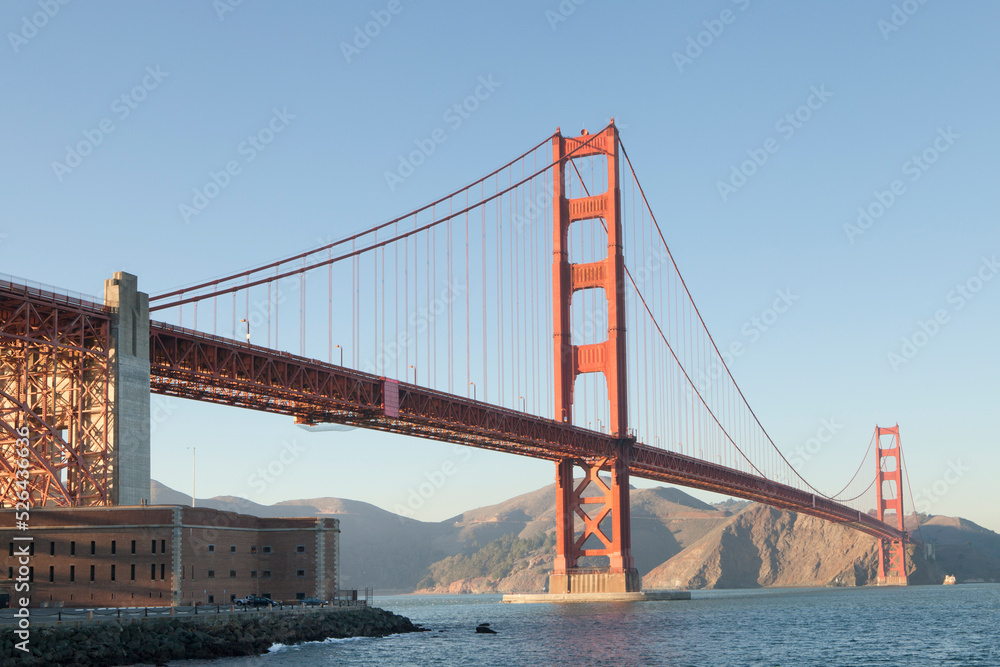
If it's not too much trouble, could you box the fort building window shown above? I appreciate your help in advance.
[69,565,75,582]
[208,570,215,578]
[70,541,75,556]
[111,565,116,581]
[262,546,272,554]
[296,545,306,553]
[91,541,96,555]
[111,540,116,555]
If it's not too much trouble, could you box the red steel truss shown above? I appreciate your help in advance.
[875,424,907,584]
[0,280,111,507]
[147,320,905,544]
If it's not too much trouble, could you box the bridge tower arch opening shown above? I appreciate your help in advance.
[875,424,907,586]
[551,123,639,594]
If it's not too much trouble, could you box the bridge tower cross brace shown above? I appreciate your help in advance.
[875,424,908,586]
[550,123,639,594]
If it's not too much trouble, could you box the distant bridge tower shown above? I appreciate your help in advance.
[550,122,639,594]
[875,424,907,586]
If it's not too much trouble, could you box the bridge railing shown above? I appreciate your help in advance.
[0,272,105,311]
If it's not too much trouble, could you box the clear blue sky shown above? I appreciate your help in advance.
[2,1,998,531]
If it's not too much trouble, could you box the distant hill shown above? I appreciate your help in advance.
[150,480,1000,592]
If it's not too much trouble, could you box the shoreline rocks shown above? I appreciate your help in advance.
[0,607,421,666]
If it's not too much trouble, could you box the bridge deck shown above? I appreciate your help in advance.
[148,321,905,543]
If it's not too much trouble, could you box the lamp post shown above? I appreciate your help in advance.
[518,396,526,412]
[409,365,416,385]
[468,382,476,401]
[334,344,343,366]
[240,318,250,344]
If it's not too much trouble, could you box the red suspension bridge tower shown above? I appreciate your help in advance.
[875,424,908,585]
[550,123,639,594]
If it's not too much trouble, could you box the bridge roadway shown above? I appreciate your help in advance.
[148,321,905,544]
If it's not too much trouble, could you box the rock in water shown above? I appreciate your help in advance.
[475,623,497,634]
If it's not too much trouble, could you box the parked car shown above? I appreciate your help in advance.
[236,595,276,608]
[298,597,326,607]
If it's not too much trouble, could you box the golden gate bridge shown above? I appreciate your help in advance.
[0,121,911,592]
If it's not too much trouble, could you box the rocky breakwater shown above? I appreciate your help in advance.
[1,607,421,666]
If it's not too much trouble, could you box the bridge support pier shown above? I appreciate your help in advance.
[550,450,639,594]
[875,425,907,586]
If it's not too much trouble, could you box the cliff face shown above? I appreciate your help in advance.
[643,504,954,590]
[644,505,879,589]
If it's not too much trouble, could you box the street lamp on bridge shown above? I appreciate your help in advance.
[334,344,343,366]
[468,382,476,401]
[409,365,416,385]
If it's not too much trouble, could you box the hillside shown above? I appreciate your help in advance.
[150,480,1000,593]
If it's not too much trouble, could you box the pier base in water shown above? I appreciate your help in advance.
[502,590,690,604]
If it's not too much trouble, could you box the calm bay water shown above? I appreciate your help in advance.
[172,584,1000,666]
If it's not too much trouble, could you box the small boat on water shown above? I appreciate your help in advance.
[943,575,957,585]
